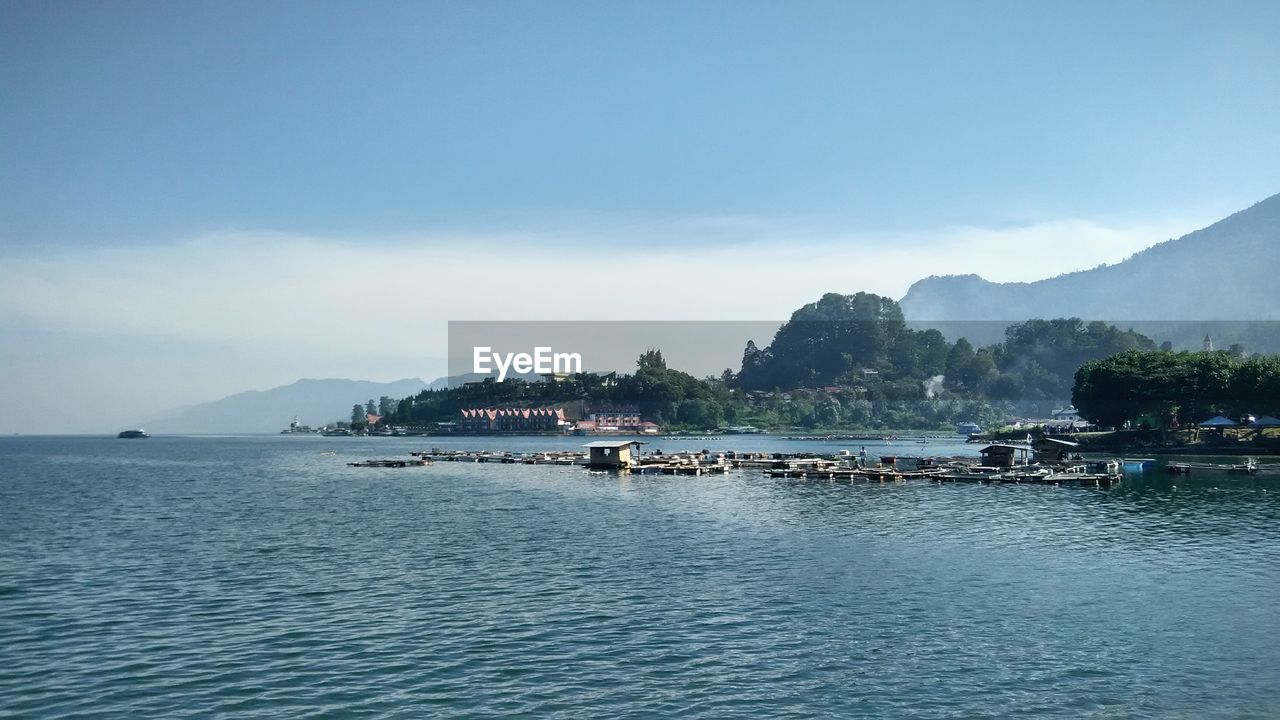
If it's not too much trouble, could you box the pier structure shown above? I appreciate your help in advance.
[345,445,1133,486]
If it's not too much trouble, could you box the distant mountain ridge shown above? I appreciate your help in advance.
[146,378,432,434]
[900,192,1280,321]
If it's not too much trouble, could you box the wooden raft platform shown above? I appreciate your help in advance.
[348,458,431,468]
[343,447,1126,487]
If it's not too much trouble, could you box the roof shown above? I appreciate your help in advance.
[1036,437,1080,447]
[1198,415,1239,427]
[980,444,1030,452]
[583,440,646,448]
[1251,415,1280,427]
[460,407,567,419]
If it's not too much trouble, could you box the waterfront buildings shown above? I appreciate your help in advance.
[458,407,569,433]
[454,404,661,435]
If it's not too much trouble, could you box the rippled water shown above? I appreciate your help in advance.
[3,436,1279,718]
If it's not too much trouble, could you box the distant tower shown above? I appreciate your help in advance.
[1203,334,1214,352]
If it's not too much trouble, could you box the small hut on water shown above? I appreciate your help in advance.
[979,444,1030,468]
[584,440,645,469]
[1033,436,1079,464]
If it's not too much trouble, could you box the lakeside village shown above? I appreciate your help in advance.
[266,307,1280,482]
[305,395,1279,482]
[262,295,1280,473]
[284,393,1280,444]
[345,433,1275,482]
[288,403,666,437]
[287,398,1089,440]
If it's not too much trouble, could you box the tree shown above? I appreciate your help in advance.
[965,349,998,391]
[1073,350,1256,429]
[994,319,1154,401]
[1234,356,1280,414]
[988,373,1025,402]
[736,292,915,390]
[676,398,723,428]
[351,404,365,425]
[365,399,377,416]
[637,349,667,370]
[1073,354,1142,429]
[917,329,951,377]
[945,339,975,390]
[1182,352,1238,423]
[396,397,415,421]
[815,397,842,426]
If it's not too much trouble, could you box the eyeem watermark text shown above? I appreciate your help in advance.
[473,346,583,381]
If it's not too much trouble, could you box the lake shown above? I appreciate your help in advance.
[2,435,1278,718]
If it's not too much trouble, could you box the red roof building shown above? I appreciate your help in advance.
[458,407,567,433]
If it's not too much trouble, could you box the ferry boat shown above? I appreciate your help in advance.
[280,416,316,434]
[117,429,150,439]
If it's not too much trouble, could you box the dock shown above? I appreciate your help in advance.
[341,446,1133,487]
[347,458,431,468]
[406,448,733,475]
[1162,458,1268,475]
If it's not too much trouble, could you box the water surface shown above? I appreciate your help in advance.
[2,436,1278,718]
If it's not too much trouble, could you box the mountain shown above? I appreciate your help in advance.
[900,193,1280,322]
[147,378,430,434]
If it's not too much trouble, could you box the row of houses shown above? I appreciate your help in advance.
[578,406,659,434]
[980,437,1082,468]
[458,407,568,433]
[455,405,659,434]
[575,419,661,434]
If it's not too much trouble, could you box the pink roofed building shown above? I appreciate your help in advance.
[458,407,568,433]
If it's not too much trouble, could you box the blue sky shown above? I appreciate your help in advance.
[1,0,1278,431]
[4,0,1277,245]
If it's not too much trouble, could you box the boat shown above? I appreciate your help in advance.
[1229,458,1259,475]
[347,458,429,468]
[1122,458,1157,471]
[117,429,150,439]
[320,427,353,437]
[280,416,315,434]
[1086,459,1122,475]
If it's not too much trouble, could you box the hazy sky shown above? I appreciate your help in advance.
[2,1,1279,432]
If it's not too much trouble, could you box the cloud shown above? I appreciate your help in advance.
[0,212,1215,433]
[0,214,1207,353]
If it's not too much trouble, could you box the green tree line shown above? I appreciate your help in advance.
[1073,351,1280,429]
[364,292,1197,432]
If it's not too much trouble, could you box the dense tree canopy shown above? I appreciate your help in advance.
[1073,350,1280,428]
[736,292,926,391]
[991,319,1155,400]
[734,293,1153,407]
[363,292,1254,433]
